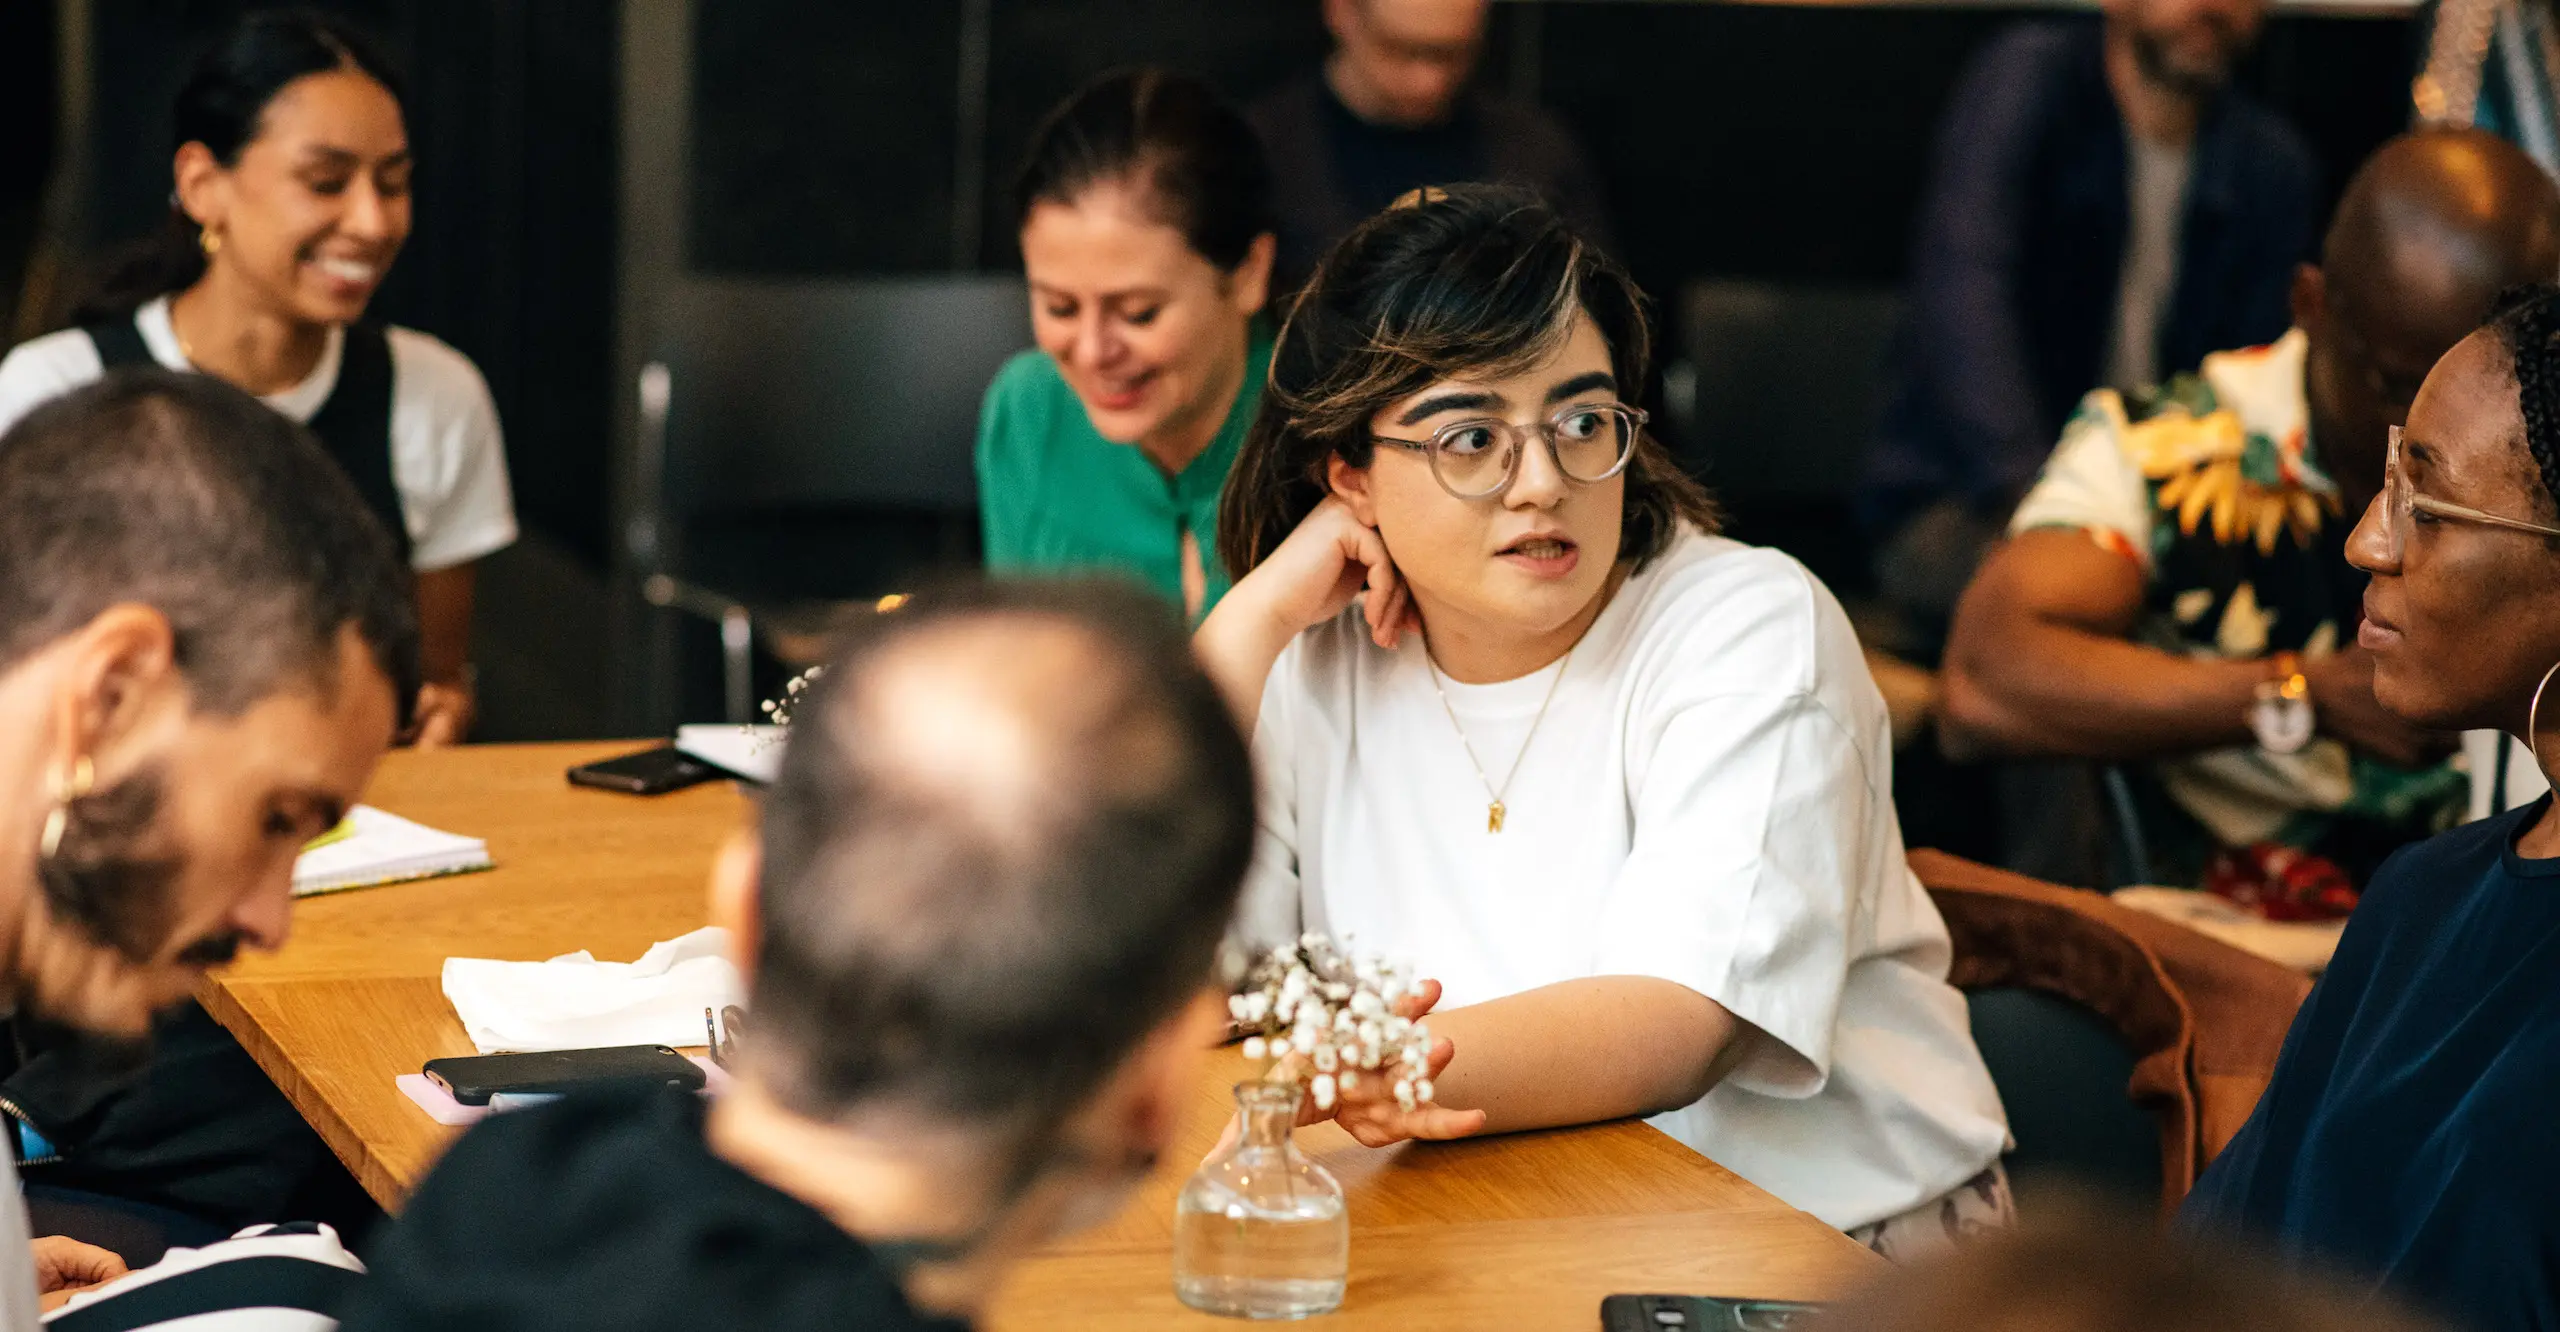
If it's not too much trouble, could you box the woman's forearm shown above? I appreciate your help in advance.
[1193,582,1297,729]
[1421,976,1745,1135]
[414,563,477,685]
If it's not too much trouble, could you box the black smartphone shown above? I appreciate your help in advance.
[423,1045,707,1106]
[566,746,723,796]
[1600,1294,1823,1332]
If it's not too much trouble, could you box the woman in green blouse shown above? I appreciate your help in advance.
[976,69,1276,619]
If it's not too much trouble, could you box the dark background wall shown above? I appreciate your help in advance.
[688,2,2411,292]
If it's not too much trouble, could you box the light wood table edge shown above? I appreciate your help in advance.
[198,978,413,1207]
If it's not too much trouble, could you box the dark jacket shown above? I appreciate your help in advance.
[1246,74,1617,289]
[339,1087,970,1332]
[1863,20,2319,528]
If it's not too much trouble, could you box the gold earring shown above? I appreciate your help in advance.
[199,225,221,257]
[2528,661,2560,792]
[37,757,95,862]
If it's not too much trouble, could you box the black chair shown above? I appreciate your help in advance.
[631,275,1031,722]
[1665,280,1904,593]
[1966,987,2163,1207]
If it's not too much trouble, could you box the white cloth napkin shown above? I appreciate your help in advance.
[441,927,746,1054]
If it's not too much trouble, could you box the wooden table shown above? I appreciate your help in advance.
[202,742,1881,1329]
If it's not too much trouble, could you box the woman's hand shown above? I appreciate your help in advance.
[1243,497,1418,652]
[1295,979,1488,1148]
[1195,498,1420,725]
[33,1236,127,1310]
[405,678,477,749]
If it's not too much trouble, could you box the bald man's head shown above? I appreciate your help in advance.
[2300,128,2560,510]
[748,579,1253,1139]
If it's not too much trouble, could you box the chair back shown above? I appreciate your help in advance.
[1671,280,1903,498]
[644,274,1030,520]
[1911,849,2312,1215]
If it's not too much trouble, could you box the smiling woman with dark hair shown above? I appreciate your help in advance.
[2182,283,2560,1328]
[975,68,1276,620]
[0,10,514,746]
[1196,186,2010,1256]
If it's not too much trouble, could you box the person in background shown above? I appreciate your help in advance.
[0,11,515,746]
[1941,130,2560,915]
[1198,187,2008,1258]
[975,70,1275,621]
[342,580,1255,1330]
[1822,1204,2445,1332]
[1245,0,1614,290]
[2415,0,2560,180]
[0,368,419,1327]
[1862,0,2315,657]
[2181,282,2560,1332]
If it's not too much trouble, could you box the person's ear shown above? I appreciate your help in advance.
[1110,987,1228,1159]
[1231,233,1277,320]
[1327,453,1379,526]
[49,605,181,778]
[172,142,229,235]
[706,824,763,988]
[2290,263,2326,333]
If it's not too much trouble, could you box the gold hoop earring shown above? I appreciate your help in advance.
[2528,661,2560,793]
[198,226,221,257]
[37,757,95,862]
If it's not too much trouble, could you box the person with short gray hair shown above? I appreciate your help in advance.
[345,579,1257,1331]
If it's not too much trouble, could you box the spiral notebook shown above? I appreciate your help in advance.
[292,805,493,897]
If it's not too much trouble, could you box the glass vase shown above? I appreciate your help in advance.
[1172,1081,1349,1319]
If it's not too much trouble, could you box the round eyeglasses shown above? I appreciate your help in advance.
[2381,424,2560,562]
[1370,402,1645,500]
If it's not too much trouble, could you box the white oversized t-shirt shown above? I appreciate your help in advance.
[0,296,517,572]
[1238,528,2011,1230]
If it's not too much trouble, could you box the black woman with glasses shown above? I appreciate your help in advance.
[1192,187,2011,1260]
[1940,128,2560,910]
[2183,283,2560,1330]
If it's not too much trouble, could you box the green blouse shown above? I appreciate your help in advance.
[973,324,1273,614]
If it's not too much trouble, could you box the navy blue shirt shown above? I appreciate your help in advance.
[2183,798,2560,1331]
[1862,19,2319,529]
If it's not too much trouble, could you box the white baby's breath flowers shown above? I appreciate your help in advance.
[1229,934,1435,1116]
[757,665,825,730]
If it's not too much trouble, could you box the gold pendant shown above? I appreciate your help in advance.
[1487,800,1505,833]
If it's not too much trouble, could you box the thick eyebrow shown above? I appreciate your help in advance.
[1545,371,1616,405]
[1027,282,1170,305]
[296,145,411,170]
[1398,391,1501,426]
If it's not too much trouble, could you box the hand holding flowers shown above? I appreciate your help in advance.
[1228,936,1488,1148]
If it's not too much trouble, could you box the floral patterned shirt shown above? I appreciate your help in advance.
[2009,329,2464,886]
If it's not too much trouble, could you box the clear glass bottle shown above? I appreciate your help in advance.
[1172,1081,1349,1319]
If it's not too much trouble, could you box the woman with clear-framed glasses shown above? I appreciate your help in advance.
[2182,283,2560,1325]
[1193,187,2010,1259]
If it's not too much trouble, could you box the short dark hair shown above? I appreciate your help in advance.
[1013,68,1274,271]
[1216,185,1718,580]
[0,369,420,719]
[751,578,1254,1139]
[2490,282,2560,519]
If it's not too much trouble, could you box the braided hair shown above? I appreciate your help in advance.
[2490,282,2560,516]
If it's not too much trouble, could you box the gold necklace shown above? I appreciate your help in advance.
[1424,646,1572,833]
